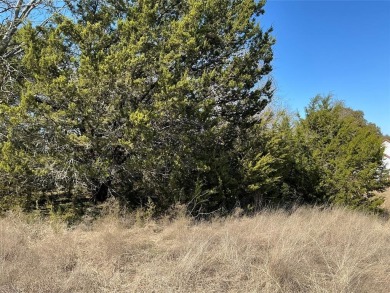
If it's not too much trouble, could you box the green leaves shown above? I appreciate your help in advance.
[293,96,389,210]
[1,1,386,217]
[1,0,275,215]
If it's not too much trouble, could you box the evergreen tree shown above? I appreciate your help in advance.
[241,109,296,209]
[0,0,275,214]
[291,96,389,210]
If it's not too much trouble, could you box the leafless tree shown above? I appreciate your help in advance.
[0,1,64,104]
[0,1,58,57]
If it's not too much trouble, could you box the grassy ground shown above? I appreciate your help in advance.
[1,205,390,293]
[381,187,390,211]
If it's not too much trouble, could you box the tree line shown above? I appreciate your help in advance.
[1,0,388,220]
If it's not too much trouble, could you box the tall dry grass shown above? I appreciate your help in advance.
[1,206,390,292]
[381,187,390,211]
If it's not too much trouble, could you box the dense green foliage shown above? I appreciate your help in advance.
[280,96,389,211]
[0,0,275,216]
[0,1,388,219]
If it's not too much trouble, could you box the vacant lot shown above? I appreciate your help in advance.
[1,206,390,293]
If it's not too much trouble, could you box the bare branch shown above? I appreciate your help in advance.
[0,0,53,56]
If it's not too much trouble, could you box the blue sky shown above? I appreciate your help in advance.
[261,0,390,135]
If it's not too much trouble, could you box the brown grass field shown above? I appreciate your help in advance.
[380,187,390,211]
[1,199,390,293]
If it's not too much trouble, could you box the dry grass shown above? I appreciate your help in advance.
[1,207,390,293]
[380,187,390,211]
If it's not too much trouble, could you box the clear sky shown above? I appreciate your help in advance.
[261,0,390,135]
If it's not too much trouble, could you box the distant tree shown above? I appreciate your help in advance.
[290,96,389,211]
